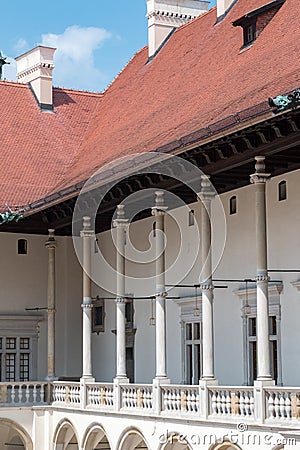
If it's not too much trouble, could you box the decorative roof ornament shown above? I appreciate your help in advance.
[0,51,10,80]
[269,89,300,113]
[0,205,24,225]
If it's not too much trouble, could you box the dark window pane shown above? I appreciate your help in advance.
[6,354,16,382]
[189,210,195,226]
[6,338,16,350]
[269,316,277,335]
[20,353,30,382]
[20,338,30,350]
[278,181,287,201]
[18,239,27,255]
[194,323,200,340]
[230,196,237,215]
[249,318,256,337]
[186,323,192,340]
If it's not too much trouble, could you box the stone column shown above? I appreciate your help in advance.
[250,156,272,382]
[198,175,217,382]
[113,205,128,380]
[80,216,94,381]
[151,191,169,380]
[45,229,57,381]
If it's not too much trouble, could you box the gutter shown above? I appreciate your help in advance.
[22,92,298,218]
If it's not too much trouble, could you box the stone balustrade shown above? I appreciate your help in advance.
[208,387,254,418]
[161,385,199,414]
[0,382,49,406]
[265,387,300,421]
[21,381,300,429]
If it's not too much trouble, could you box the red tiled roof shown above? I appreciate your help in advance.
[0,0,299,207]
[0,82,102,206]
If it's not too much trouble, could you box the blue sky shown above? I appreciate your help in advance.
[1,0,216,91]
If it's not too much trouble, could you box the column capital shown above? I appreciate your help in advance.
[115,296,127,304]
[81,303,93,309]
[113,204,129,228]
[80,216,95,237]
[155,291,167,298]
[250,156,271,184]
[45,229,57,248]
[197,175,215,202]
[151,190,168,216]
[255,275,270,282]
[200,283,214,291]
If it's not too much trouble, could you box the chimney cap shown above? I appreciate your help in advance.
[15,45,56,62]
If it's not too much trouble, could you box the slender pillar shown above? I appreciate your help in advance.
[45,229,57,381]
[113,205,128,379]
[80,216,94,381]
[250,156,272,381]
[198,175,216,381]
[152,191,168,379]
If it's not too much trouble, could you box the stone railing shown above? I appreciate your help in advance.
[120,384,153,410]
[50,381,300,428]
[208,387,254,419]
[265,387,300,422]
[86,383,114,409]
[52,381,81,407]
[161,385,199,414]
[0,382,49,406]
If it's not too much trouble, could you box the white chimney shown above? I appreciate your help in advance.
[217,0,236,20]
[147,0,209,58]
[16,46,56,110]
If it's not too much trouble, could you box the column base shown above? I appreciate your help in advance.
[254,378,275,387]
[114,376,129,384]
[80,375,95,383]
[199,378,218,387]
[45,374,58,382]
[154,376,170,383]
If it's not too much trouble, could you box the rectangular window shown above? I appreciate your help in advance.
[184,322,201,384]
[6,338,16,350]
[20,338,30,350]
[92,297,105,333]
[20,353,30,382]
[5,353,16,382]
[0,336,33,382]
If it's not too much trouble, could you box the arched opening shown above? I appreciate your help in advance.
[162,434,192,450]
[118,429,149,450]
[54,420,79,450]
[0,419,33,450]
[210,443,242,450]
[82,424,111,450]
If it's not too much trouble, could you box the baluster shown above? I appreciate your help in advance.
[268,392,275,419]
[274,392,280,419]
[244,391,250,416]
[285,394,291,419]
[226,391,231,415]
[211,390,217,415]
[239,391,245,416]
[40,384,45,403]
[33,385,37,403]
[11,386,16,404]
[249,392,254,417]
[220,391,226,415]
[279,392,286,419]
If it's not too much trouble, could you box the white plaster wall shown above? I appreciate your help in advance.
[1,168,300,386]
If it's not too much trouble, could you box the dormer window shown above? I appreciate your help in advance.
[245,22,256,46]
[233,0,285,48]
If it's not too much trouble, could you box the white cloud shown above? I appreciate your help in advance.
[41,25,112,91]
[14,38,29,53]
